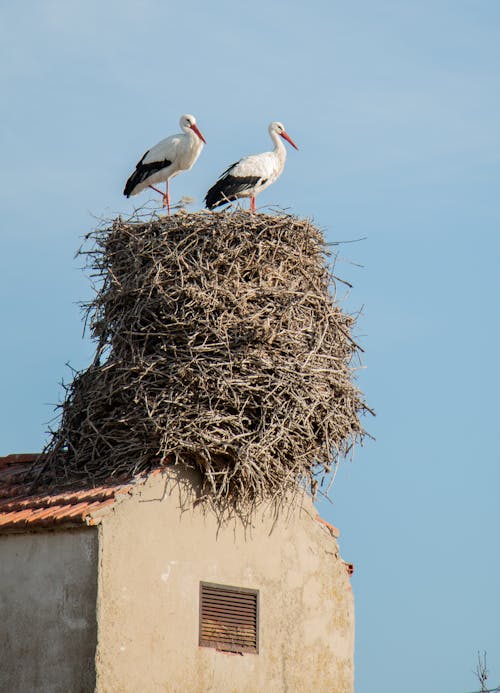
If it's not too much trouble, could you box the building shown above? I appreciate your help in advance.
[0,453,355,692]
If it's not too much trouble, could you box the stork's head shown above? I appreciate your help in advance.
[180,114,207,144]
[269,121,299,150]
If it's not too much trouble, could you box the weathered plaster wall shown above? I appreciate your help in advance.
[95,470,354,693]
[0,528,98,693]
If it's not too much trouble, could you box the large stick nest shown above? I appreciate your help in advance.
[41,210,369,506]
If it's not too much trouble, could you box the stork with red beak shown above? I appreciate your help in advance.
[124,113,206,214]
[205,121,298,212]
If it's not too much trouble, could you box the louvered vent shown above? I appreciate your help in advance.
[199,582,259,654]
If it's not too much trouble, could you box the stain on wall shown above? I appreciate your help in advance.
[0,528,98,693]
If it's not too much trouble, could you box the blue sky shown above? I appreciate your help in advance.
[1,1,499,690]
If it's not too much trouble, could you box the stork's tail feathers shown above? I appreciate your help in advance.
[123,156,173,198]
[205,181,229,210]
[123,167,157,198]
[123,172,140,198]
[205,175,262,210]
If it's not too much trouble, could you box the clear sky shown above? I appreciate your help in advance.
[1,1,499,690]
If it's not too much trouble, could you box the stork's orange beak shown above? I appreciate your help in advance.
[280,130,299,150]
[191,124,207,144]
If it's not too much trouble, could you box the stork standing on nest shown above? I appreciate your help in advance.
[124,114,206,214]
[205,121,298,212]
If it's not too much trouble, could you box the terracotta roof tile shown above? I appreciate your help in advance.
[0,453,133,532]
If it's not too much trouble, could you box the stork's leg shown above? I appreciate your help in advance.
[149,184,164,199]
[250,196,256,213]
[147,183,170,212]
[164,180,171,215]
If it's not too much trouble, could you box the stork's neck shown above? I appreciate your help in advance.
[184,127,204,154]
[184,126,197,141]
[270,131,287,163]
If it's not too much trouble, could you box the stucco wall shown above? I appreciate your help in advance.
[95,470,354,693]
[0,528,98,693]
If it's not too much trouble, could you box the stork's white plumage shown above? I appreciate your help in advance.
[124,113,206,214]
[205,121,298,212]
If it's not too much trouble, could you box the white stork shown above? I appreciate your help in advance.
[124,113,206,214]
[205,121,298,212]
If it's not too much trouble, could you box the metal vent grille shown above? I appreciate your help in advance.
[199,582,259,654]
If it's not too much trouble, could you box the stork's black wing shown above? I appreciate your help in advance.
[123,151,172,197]
[205,161,262,209]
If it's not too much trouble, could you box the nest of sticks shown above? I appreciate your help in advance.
[40,210,369,506]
